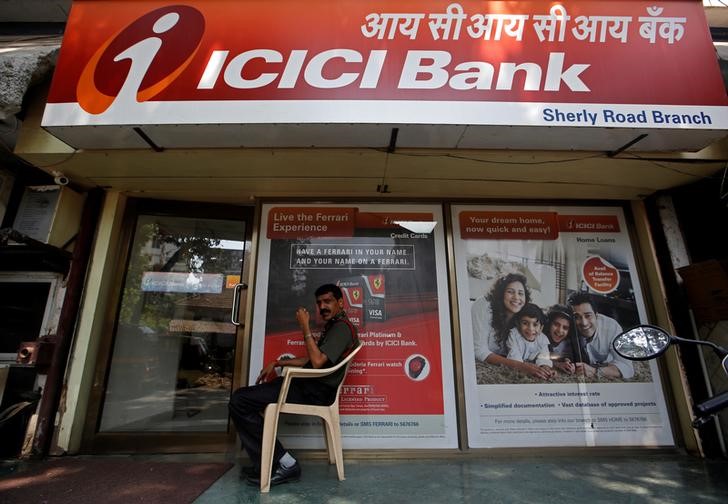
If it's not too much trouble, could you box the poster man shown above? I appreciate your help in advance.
[568,292,634,380]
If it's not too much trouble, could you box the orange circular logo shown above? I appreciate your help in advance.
[77,5,205,114]
[582,256,620,294]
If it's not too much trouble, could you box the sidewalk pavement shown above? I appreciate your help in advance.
[2,451,726,504]
[196,451,728,503]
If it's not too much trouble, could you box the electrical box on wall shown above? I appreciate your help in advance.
[11,185,84,248]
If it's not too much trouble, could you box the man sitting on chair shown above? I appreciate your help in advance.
[229,283,358,487]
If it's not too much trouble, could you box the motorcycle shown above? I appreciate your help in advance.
[613,324,728,428]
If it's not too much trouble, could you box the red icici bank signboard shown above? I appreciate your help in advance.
[43,0,728,131]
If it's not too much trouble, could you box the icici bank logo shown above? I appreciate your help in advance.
[77,5,205,114]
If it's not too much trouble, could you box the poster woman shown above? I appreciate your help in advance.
[471,273,552,380]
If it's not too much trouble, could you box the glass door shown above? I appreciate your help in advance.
[96,208,250,436]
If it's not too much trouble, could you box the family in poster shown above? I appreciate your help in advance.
[471,272,644,384]
[453,205,672,448]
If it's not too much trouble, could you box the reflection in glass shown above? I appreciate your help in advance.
[393,220,438,234]
[99,216,245,432]
[613,326,671,360]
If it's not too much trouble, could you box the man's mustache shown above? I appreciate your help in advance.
[320,309,331,316]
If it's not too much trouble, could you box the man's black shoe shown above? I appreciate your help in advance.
[246,462,301,487]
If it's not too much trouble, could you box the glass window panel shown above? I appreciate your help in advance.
[99,215,245,432]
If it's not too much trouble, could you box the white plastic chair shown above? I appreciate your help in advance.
[259,341,363,492]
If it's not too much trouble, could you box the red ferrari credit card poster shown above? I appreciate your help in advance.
[251,204,457,449]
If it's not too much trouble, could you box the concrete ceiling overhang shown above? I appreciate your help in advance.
[0,1,70,22]
[14,146,726,204]
[41,122,728,153]
[17,127,728,205]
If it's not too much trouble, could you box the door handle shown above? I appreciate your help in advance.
[231,282,248,326]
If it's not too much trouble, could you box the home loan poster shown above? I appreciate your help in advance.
[451,205,674,448]
[251,203,457,449]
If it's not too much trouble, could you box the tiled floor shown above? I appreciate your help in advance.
[195,452,728,504]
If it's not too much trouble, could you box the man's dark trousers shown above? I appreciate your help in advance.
[228,377,336,470]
